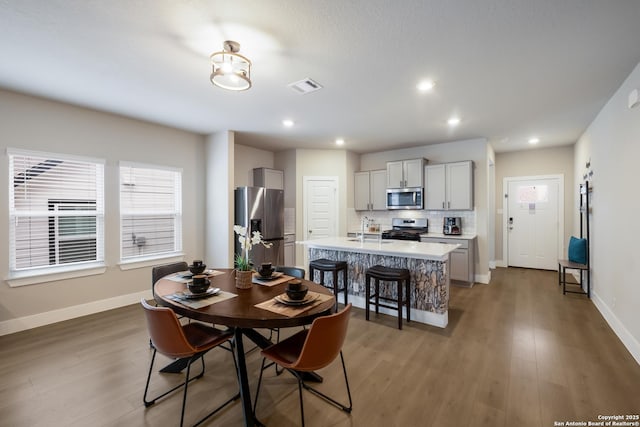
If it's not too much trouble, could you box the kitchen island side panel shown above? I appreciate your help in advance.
[308,247,449,315]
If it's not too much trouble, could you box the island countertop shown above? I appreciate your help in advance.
[299,236,459,261]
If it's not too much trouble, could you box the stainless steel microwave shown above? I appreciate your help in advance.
[386,187,424,210]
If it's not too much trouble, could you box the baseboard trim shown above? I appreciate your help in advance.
[475,271,491,284]
[591,291,640,366]
[495,259,507,268]
[348,295,448,328]
[0,290,152,337]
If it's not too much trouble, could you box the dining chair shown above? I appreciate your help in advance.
[152,261,189,299]
[253,304,353,426]
[149,261,189,348]
[274,265,305,279]
[141,299,240,427]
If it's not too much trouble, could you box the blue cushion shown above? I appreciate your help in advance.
[568,236,587,264]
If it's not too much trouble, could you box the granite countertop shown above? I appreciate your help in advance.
[298,237,459,261]
[420,232,477,240]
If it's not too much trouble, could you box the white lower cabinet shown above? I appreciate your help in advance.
[284,234,295,266]
[420,236,476,285]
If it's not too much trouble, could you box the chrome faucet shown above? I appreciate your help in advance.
[360,216,369,242]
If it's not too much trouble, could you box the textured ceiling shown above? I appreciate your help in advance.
[1,0,639,153]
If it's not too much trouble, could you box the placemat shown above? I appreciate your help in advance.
[252,273,293,287]
[254,292,334,317]
[162,290,237,309]
[167,269,225,284]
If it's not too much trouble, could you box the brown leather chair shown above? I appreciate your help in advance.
[254,304,353,426]
[141,299,239,427]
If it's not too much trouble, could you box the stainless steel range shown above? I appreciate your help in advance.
[381,218,428,241]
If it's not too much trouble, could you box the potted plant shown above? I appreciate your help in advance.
[233,225,272,288]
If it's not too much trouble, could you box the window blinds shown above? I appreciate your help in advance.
[8,150,105,271]
[120,163,182,261]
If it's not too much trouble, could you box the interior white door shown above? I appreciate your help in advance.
[507,178,559,270]
[304,178,338,240]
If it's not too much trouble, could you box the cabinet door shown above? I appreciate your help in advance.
[450,249,469,281]
[284,243,295,266]
[354,171,371,211]
[425,164,446,210]
[370,169,387,210]
[264,169,284,190]
[386,161,404,188]
[403,159,424,187]
[446,161,473,210]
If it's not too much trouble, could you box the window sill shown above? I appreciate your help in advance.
[6,263,107,287]
[118,253,185,271]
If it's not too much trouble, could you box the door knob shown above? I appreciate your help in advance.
[308,230,312,233]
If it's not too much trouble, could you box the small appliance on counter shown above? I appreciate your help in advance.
[443,217,462,235]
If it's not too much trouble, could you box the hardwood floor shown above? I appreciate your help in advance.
[1,267,638,426]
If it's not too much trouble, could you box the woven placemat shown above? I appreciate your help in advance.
[254,292,334,317]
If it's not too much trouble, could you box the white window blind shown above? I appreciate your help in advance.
[8,150,105,273]
[120,163,182,261]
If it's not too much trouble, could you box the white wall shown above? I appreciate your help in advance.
[233,144,275,187]
[574,61,640,363]
[0,89,206,328]
[205,131,235,267]
[494,145,575,265]
[294,149,353,264]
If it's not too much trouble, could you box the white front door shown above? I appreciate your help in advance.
[506,176,562,270]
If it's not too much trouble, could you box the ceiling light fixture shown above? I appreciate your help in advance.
[417,80,435,92]
[210,40,252,91]
[528,137,540,144]
[282,119,294,128]
[335,138,345,146]
[447,117,460,126]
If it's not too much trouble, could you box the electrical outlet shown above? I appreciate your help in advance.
[612,297,617,308]
[353,282,359,293]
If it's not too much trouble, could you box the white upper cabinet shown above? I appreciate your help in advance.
[425,161,473,210]
[386,159,424,188]
[425,164,446,210]
[354,169,387,211]
[253,167,284,190]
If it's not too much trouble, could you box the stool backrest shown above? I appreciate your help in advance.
[275,265,305,279]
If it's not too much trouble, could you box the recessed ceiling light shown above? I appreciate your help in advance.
[528,137,540,144]
[335,138,345,146]
[417,80,435,92]
[447,117,460,127]
[282,119,294,128]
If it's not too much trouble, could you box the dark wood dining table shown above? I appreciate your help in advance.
[154,268,335,427]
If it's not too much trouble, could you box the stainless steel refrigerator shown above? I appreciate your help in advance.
[234,186,285,267]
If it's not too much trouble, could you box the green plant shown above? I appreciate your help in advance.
[233,225,273,271]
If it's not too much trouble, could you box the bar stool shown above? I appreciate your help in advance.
[308,258,348,306]
[365,265,411,329]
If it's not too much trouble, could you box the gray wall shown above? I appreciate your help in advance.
[0,89,206,325]
[494,145,575,264]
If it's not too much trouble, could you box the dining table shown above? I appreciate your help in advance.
[153,268,336,427]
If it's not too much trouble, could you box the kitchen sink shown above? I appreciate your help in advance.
[347,238,392,244]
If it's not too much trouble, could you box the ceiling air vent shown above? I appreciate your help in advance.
[288,78,323,95]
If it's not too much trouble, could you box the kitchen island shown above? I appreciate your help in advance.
[299,237,460,328]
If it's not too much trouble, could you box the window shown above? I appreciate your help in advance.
[120,163,182,262]
[9,149,105,274]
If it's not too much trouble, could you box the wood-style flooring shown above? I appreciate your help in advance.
[1,267,638,426]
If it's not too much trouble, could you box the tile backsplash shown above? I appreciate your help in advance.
[348,208,476,234]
